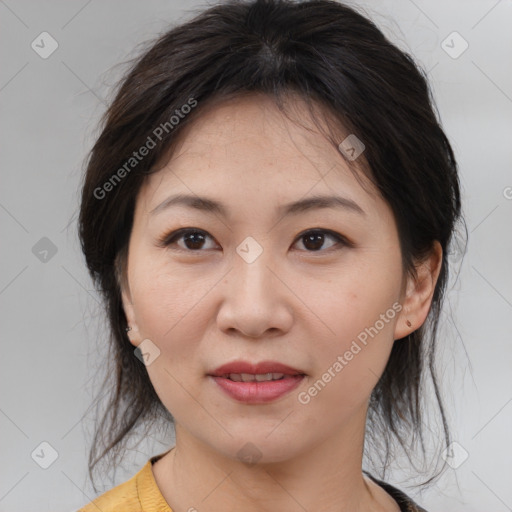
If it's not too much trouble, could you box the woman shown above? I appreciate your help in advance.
[77,0,464,510]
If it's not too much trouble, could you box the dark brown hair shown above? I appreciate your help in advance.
[78,0,465,493]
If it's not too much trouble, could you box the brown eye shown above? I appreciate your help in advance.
[157,228,218,251]
[293,229,350,252]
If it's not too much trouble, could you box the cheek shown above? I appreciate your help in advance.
[129,267,211,417]
[126,270,211,419]
[131,261,212,344]
[312,260,401,341]
[305,270,401,404]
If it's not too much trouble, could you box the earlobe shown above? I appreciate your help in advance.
[394,241,443,340]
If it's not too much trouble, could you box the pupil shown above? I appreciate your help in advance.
[304,233,323,251]
[185,232,204,249]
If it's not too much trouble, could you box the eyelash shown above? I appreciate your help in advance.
[156,227,353,254]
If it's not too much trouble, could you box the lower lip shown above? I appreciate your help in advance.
[209,375,305,403]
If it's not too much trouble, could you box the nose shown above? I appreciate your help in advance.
[216,248,294,339]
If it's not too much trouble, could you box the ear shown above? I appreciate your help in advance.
[119,278,141,348]
[394,240,443,340]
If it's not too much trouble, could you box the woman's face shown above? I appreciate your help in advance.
[121,94,421,463]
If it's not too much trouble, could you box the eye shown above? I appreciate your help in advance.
[292,229,351,252]
[157,228,218,251]
[157,227,351,253]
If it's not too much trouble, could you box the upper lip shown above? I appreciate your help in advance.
[209,360,306,377]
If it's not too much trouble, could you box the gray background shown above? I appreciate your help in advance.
[1,0,511,510]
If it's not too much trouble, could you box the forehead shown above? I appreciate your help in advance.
[163,93,348,168]
[138,93,379,215]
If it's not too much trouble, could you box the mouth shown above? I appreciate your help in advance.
[209,360,306,378]
[220,372,291,382]
[208,360,306,404]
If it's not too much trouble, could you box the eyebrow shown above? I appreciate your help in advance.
[149,193,366,218]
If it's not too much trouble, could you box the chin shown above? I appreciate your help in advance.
[208,433,307,467]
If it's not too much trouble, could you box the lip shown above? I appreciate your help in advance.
[210,360,305,377]
[208,360,306,404]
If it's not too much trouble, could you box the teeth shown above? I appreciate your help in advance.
[227,373,286,382]
[255,373,273,382]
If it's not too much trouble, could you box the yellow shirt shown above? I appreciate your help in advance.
[77,451,427,512]
[77,450,173,512]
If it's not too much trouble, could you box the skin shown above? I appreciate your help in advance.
[120,93,442,512]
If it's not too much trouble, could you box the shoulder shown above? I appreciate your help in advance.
[363,471,429,512]
[76,463,145,512]
[76,452,173,512]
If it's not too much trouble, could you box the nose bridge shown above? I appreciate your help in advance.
[217,237,292,337]
[232,236,275,301]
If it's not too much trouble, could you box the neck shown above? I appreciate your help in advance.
[152,403,397,512]
[172,445,368,511]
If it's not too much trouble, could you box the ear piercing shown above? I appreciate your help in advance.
[125,326,132,332]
